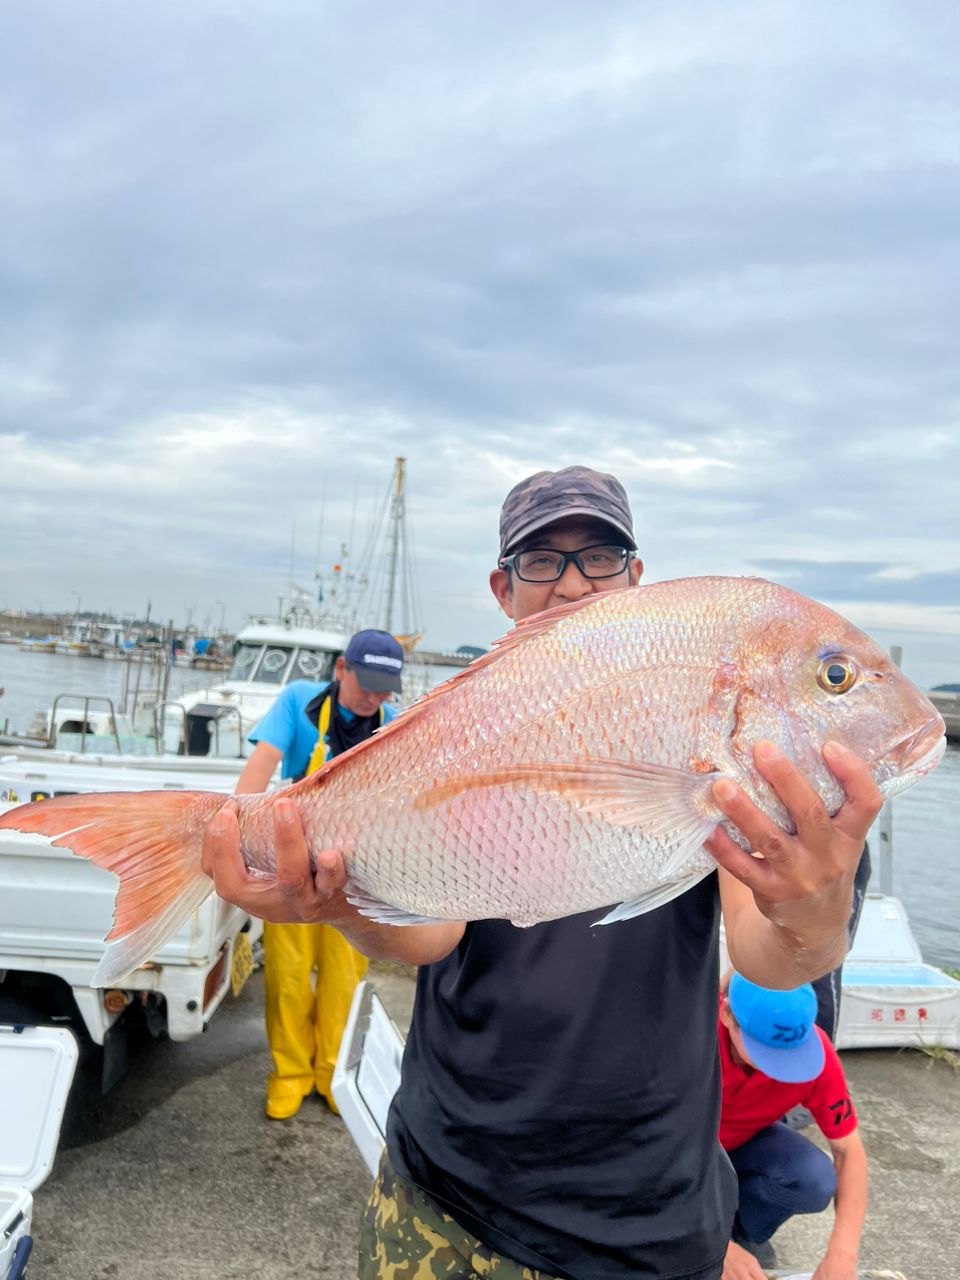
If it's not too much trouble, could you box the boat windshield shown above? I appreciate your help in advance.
[228,643,336,685]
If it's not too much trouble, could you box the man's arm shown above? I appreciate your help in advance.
[236,741,283,794]
[813,1129,868,1280]
[201,799,465,966]
[713,740,881,988]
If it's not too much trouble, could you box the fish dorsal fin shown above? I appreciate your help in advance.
[289,590,630,798]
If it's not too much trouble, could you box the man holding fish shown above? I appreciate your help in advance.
[3,466,943,1277]
[198,466,901,1280]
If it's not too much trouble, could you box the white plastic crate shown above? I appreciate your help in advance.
[331,981,404,1177]
[0,1024,78,1279]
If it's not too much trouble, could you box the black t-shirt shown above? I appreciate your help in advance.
[387,874,736,1280]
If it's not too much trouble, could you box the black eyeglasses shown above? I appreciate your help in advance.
[499,544,633,583]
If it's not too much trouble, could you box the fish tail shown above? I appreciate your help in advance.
[0,790,226,986]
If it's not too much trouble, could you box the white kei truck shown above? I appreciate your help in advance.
[0,754,262,1278]
[0,803,261,1090]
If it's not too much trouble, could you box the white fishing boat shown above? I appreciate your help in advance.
[18,635,57,653]
[0,597,353,789]
[86,621,128,659]
[53,623,91,656]
[159,610,354,763]
[0,458,467,797]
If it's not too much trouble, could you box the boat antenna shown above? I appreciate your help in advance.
[314,479,326,581]
[350,474,359,558]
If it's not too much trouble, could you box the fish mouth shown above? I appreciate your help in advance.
[888,715,946,778]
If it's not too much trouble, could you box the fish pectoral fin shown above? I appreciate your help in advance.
[415,758,724,836]
[594,871,714,926]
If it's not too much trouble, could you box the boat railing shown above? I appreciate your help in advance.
[48,694,124,755]
[155,701,187,755]
[207,704,245,758]
[155,700,245,759]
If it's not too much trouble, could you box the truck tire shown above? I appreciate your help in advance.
[0,991,44,1027]
[0,983,92,1083]
[0,990,86,1141]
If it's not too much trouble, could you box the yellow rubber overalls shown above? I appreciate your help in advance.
[262,694,373,1119]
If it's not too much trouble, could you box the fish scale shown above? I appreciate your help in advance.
[0,576,945,985]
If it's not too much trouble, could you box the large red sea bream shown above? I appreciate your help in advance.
[0,578,945,986]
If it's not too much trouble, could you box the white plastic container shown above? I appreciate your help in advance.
[721,894,960,1051]
[835,895,960,1051]
[771,1273,905,1279]
[0,1024,78,1279]
[331,981,404,1177]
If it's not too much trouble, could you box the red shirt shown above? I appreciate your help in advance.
[718,1016,858,1151]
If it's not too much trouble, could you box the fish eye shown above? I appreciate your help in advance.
[817,656,858,695]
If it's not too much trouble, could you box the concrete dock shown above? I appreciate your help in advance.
[30,964,959,1279]
[929,690,960,743]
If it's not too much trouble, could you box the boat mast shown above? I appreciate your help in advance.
[384,457,405,635]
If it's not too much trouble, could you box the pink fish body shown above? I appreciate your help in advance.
[0,578,945,985]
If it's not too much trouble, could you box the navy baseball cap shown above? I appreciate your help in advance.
[728,973,825,1083]
[344,629,405,694]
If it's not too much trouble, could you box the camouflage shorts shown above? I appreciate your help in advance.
[357,1153,560,1280]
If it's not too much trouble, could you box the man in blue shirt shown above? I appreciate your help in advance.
[235,628,404,1119]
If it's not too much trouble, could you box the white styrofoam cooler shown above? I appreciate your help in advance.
[720,894,960,1050]
[331,981,404,1177]
[0,1024,78,1279]
[835,895,960,1050]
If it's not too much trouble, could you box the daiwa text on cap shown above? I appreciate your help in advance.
[727,973,825,1084]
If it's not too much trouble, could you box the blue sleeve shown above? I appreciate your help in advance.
[248,686,301,752]
[382,702,399,725]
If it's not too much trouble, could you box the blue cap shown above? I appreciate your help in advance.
[344,629,405,693]
[727,973,825,1083]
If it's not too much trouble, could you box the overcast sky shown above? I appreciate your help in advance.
[1,1,958,687]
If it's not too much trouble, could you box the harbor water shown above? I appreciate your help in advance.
[1,645,958,971]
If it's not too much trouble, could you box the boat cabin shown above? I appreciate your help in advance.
[224,623,347,690]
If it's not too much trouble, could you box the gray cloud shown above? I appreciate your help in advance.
[748,560,960,609]
[1,1,958,668]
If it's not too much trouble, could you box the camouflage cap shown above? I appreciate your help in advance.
[499,465,637,557]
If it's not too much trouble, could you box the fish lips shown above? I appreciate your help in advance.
[876,715,946,798]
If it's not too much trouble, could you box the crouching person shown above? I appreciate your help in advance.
[719,973,868,1280]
